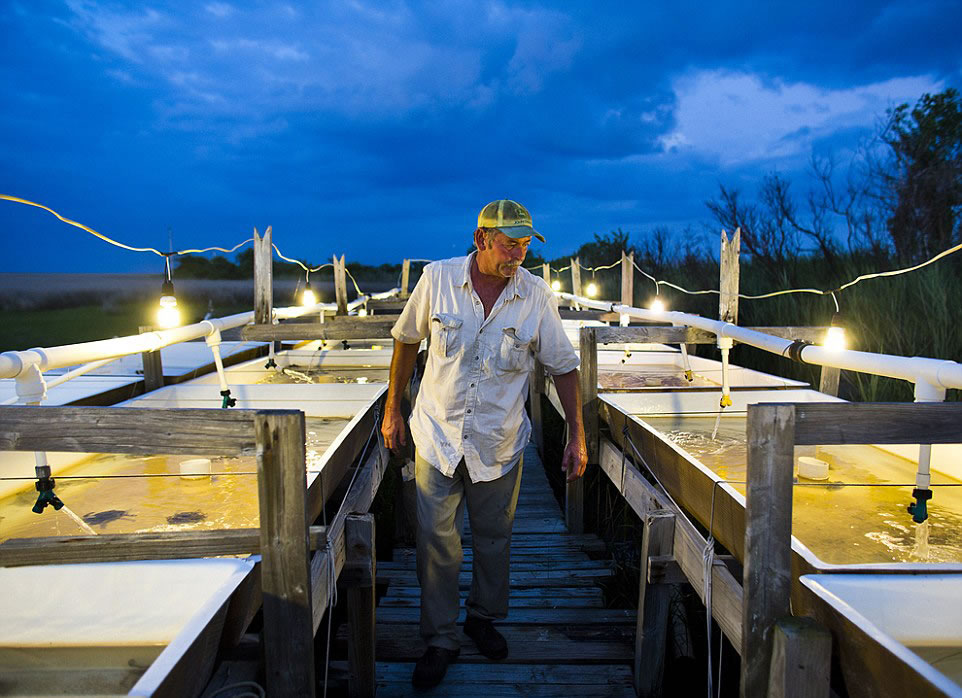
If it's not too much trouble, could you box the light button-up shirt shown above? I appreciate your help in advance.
[391,254,580,483]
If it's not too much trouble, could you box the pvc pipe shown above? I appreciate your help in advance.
[556,292,962,391]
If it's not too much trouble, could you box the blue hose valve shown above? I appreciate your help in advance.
[32,476,65,514]
[907,488,932,524]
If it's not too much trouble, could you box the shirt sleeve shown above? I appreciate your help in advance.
[534,293,580,375]
[391,266,432,344]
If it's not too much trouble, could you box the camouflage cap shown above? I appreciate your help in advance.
[477,199,545,242]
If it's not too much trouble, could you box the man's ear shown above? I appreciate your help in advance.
[474,227,488,250]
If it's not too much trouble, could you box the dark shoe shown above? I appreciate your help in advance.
[412,646,459,689]
[463,616,508,660]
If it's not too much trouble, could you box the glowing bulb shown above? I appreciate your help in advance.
[301,284,317,306]
[823,326,847,352]
[551,279,561,292]
[585,282,598,298]
[358,307,368,317]
[649,298,666,314]
[157,294,181,329]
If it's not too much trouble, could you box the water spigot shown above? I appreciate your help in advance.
[719,394,732,408]
[907,488,932,524]
[32,472,64,514]
[265,357,278,369]
[684,370,694,382]
[220,389,236,408]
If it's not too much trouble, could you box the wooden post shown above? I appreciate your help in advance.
[530,361,545,456]
[742,404,796,698]
[567,327,597,534]
[256,412,315,698]
[621,251,634,307]
[334,254,348,316]
[253,226,273,325]
[635,510,675,697]
[344,513,376,698]
[767,617,832,698]
[719,228,740,324]
[401,259,411,299]
[139,326,164,392]
[570,257,582,298]
[818,366,841,397]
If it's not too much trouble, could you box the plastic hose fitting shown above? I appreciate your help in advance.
[220,389,237,408]
[32,476,64,514]
[907,488,932,524]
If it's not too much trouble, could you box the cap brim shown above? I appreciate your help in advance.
[497,225,545,243]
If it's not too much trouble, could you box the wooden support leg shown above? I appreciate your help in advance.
[767,617,831,698]
[344,513,376,698]
[742,404,796,698]
[256,412,315,698]
[139,326,164,391]
[818,366,840,397]
[635,509,675,697]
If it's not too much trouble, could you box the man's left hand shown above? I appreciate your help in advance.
[562,437,588,482]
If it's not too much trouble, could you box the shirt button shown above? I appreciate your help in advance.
[475,355,480,360]
[467,409,472,414]
[470,383,475,387]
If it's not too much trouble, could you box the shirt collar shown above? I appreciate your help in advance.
[462,252,527,300]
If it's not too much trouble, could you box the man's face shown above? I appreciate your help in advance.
[479,230,531,278]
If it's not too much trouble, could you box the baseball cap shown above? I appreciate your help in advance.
[477,199,545,243]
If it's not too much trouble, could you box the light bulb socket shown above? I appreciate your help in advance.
[830,312,842,327]
[161,280,175,296]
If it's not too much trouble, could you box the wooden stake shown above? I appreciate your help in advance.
[719,228,740,324]
[742,404,796,698]
[253,226,273,325]
[635,509,675,697]
[621,251,634,307]
[256,412,315,698]
[334,254,348,316]
[570,257,581,308]
[401,259,411,299]
[567,326,597,535]
[542,262,550,284]
[344,513,376,698]
[530,360,545,456]
[818,366,841,397]
[139,326,164,392]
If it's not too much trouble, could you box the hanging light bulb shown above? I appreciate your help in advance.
[157,279,181,329]
[649,297,666,314]
[301,281,317,306]
[551,279,562,292]
[585,281,599,298]
[823,313,847,352]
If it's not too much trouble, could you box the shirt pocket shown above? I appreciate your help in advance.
[430,312,463,358]
[497,327,535,374]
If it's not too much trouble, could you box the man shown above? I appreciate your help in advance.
[381,199,588,689]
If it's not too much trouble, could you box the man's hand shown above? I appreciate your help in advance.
[381,406,407,453]
[562,435,588,482]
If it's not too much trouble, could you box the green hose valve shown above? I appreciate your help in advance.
[907,488,932,524]
[32,476,64,514]
[220,389,236,408]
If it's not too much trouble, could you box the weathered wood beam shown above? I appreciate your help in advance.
[253,226,273,325]
[719,228,740,324]
[256,411,315,698]
[742,404,795,698]
[591,325,828,345]
[0,406,269,456]
[139,326,165,391]
[242,317,397,341]
[344,513,376,698]
[0,526,328,567]
[334,254,348,316]
[400,259,411,299]
[635,509,674,697]
[621,251,634,307]
[570,257,581,309]
[817,366,841,397]
[767,616,832,698]
[793,401,962,445]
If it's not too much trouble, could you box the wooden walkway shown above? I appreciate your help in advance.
[364,441,637,696]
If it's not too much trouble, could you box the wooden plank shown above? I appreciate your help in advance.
[334,254,348,316]
[592,326,828,345]
[378,595,605,610]
[0,406,264,455]
[256,411,315,698]
[542,262,550,284]
[378,560,611,573]
[792,402,962,445]
[566,327,595,535]
[242,317,398,341]
[621,251,634,307]
[344,513,376,698]
[400,259,411,299]
[253,226,273,325]
[0,526,327,567]
[635,510,674,697]
[530,360,545,456]
[378,568,613,588]
[742,404,795,698]
[367,624,633,663]
[373,662,634,686]
[767,616,831,698]
[817,366,840,397]
[375,608,635,625]
[571,257,582,307]
[719,228,740,324]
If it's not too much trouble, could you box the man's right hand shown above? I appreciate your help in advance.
[381,405,407,452]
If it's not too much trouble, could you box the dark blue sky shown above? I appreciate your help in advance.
[2,1,960,272]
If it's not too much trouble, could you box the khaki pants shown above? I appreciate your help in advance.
[414,453,523,650]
